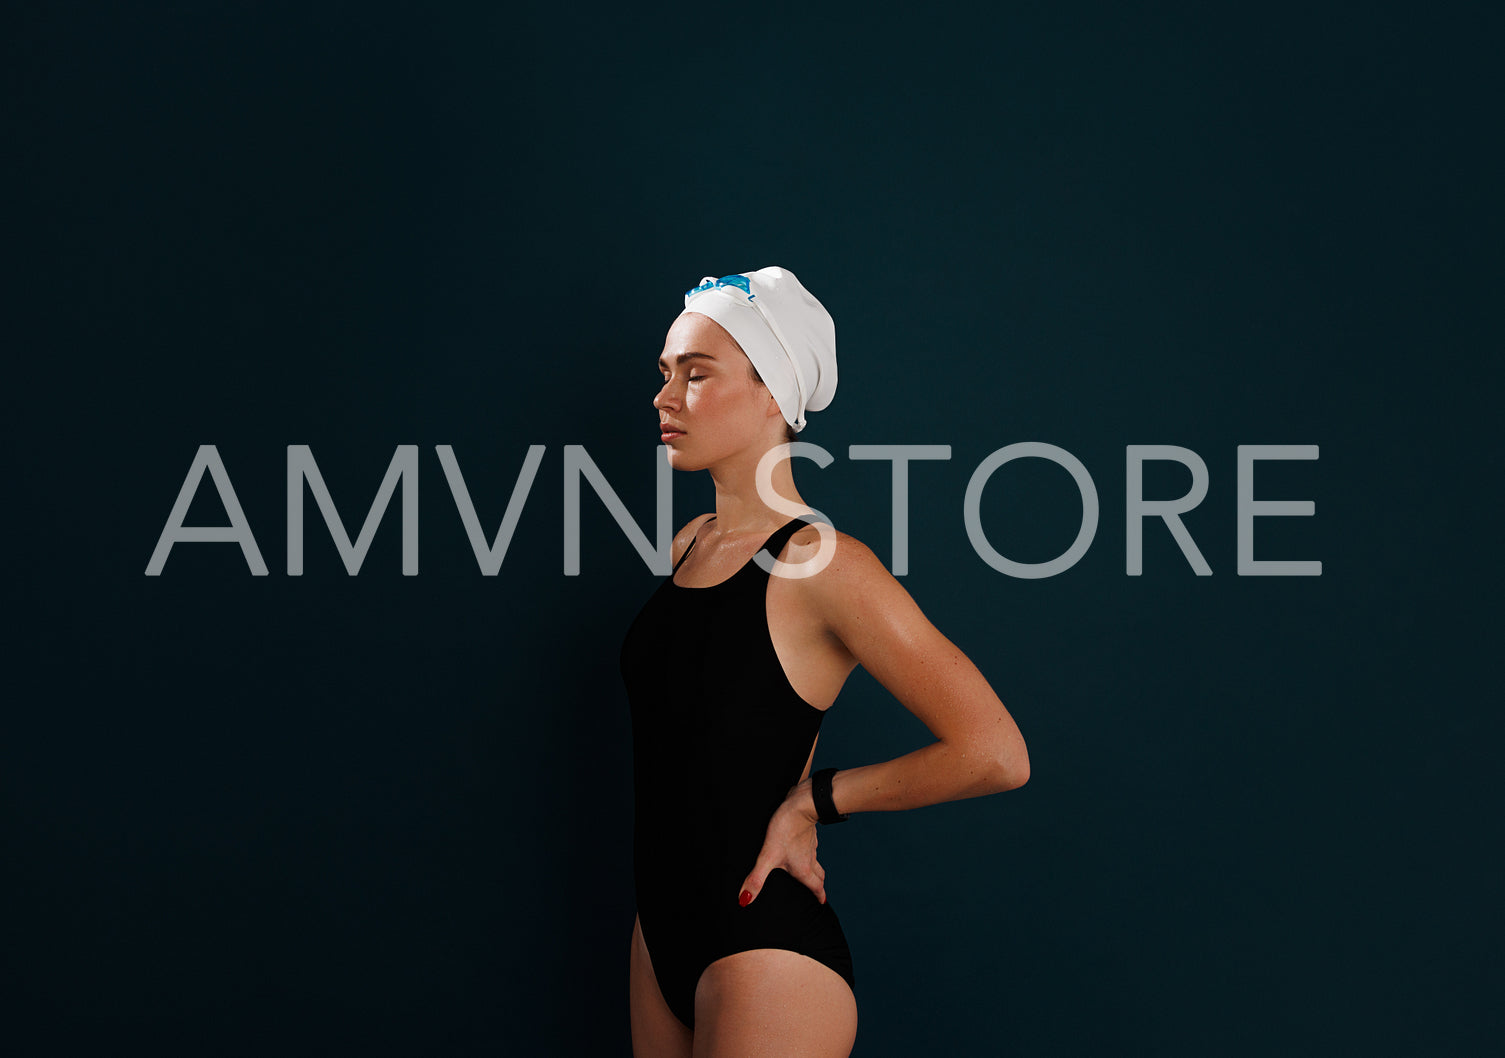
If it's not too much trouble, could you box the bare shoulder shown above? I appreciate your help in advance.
[780,524,954,670]
[670,512,717,566]
[780,525,913,612]
[781,524,885,577]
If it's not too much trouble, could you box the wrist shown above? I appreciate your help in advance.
[786,779,819,824]
[782,776,818,830]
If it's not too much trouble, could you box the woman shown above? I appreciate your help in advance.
[620,267,1029,1058]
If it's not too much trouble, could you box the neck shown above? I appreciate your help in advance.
[706,444,808,534]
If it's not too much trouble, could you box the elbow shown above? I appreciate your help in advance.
[954,730,1029,796]
[990,742,1030,793]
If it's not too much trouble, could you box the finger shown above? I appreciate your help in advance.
[738,859,774,907]
[790,864,827,905]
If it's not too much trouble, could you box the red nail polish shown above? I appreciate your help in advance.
[739,890,752,907]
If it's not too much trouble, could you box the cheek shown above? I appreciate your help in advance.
[689,380,755,421]
[685,384,723,417]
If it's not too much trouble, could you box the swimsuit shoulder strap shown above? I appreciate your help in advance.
[671,515,717,574]
[756,516,813,569]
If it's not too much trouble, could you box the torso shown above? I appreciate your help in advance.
[670,514,858,711]
[620,514,859,1028]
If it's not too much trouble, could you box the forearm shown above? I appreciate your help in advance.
[819,733,1029,818]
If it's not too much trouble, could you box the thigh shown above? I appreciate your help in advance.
[692,949,858,1058]
[630,915,693,1058]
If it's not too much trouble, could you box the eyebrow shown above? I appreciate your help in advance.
[657,351,719,370]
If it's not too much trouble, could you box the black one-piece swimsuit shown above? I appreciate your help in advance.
[619,516,856,1029]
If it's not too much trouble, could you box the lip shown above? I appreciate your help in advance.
[659,422,686,441]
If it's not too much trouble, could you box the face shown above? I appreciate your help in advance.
[654,312,783,470]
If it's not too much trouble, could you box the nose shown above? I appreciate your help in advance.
[654,377,681,412]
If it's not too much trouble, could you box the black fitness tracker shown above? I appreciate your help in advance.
[811,767,849,825]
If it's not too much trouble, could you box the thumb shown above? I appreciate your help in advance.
[738,860,774,908]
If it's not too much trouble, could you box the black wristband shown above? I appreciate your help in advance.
[811,768,849,825]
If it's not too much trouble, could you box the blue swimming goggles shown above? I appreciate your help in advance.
[685,274,755,300]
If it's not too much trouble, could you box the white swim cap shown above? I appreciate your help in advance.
[679,266,837,432]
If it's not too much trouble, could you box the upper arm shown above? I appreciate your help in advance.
[798,532,1024,757]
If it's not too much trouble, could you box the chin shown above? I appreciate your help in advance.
[662,445,703,472]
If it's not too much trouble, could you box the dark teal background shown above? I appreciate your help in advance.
[9,2,1501,1055]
